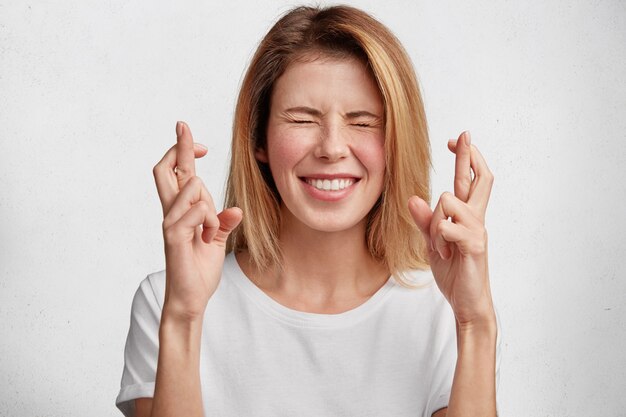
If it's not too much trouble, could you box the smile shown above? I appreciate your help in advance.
[305,178,355,191]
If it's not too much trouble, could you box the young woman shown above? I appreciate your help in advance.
[117,5,499,417]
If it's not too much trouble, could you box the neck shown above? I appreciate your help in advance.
[240,210,389,313]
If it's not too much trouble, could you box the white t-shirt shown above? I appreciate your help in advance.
[116,253,498,417]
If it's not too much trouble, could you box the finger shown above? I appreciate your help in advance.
[207,207,244,246]
[436,219,467,244]
[154,141,208,216]
[446,139,461,153]
[408,196,433,243]
[437,220,488,257]
[465,145,494,216]
[163,176,216,230]
[430,192,476,260]
[175,121,197,189]
[447,141,494,218]
[452,131,472,202]
[165,200,220,246]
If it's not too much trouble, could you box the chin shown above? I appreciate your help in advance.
[293,210,369,234]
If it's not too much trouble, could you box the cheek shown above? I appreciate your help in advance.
[268,144,302,176]
[355,139,386,179]
[266,128,310,178]
[270,139,304,163]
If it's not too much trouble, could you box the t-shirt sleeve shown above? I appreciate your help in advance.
[115,273,164,416]
[424,299,457,417]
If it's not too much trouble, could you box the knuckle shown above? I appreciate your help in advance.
[470,229,488,254]
[471,242,486,255]
[187,175,203,188]
[195,200,211,214]
[435,239,448,253]
[441,191,454,203]
[152,163,164,177]
[162,217,174,234]
[176,166,190,178]
[164,222,193,245]
[436,219,448,234]
[162,224,178,243]
[481,168,494,182]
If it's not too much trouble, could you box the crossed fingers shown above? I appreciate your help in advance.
[410,131,494,260]
[433,131,493,258]
[447,132,494,217]
[152,122,222,245]
[152,122,209,216]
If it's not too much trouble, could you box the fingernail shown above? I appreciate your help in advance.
[464,131,471,146]
[195,142,208,151]
[176,121,184,137]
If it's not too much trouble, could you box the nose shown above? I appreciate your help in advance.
[314,123,349,161]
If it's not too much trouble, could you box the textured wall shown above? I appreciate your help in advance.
[1,1,625,416]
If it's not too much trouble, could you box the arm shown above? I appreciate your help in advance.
[431,320,497,417]
[133,318,204,417]
[139,121,241,417]
[149,315,205,417]
[447,318,497,416]
[134,398,153,417]
[410,131,497,417]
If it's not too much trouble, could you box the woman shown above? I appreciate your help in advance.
[117,5,498,417]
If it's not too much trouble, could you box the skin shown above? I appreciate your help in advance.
[137,57,496,417]
[248,57,389,311]
[410,132,497,417]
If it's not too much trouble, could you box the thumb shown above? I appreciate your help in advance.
[408,196,433,242]
[206,207,243,245]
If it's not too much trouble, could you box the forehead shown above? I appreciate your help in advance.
[271,55,383,112]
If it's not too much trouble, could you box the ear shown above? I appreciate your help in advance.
[255,147,269,163]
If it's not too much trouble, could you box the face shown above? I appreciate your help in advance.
[256,56,386,234]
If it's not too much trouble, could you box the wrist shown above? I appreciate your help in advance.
[162,295,207,323]
[457,310,497,337]
[455,293,496,330]
[160,305,204,346]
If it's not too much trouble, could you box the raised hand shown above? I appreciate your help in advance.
[153,121,242,322]
[409,131,495,326]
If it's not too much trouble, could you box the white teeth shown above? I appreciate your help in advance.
[307,178,354,191]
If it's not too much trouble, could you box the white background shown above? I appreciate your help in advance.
[1,1,625,416]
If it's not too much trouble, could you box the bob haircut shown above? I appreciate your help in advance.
[225,5,431,287]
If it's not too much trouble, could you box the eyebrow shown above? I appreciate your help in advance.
[284,107,381,119]
[284,106,323,117]
[345,110,381,119]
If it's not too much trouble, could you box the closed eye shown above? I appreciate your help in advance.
[293,120,314,124]
[352,123,371,127]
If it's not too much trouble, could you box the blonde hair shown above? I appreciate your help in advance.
[225,5,431,287]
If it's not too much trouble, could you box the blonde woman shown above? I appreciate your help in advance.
[117,5,499,417]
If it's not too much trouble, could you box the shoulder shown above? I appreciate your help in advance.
[129,270,166,318]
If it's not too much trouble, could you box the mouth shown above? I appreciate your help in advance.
[303,177,358,191]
